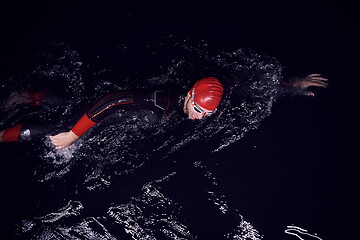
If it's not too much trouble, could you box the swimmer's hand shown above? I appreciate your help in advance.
[291,74,328,96]
[50,130,79,149]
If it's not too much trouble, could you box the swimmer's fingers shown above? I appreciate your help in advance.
[49,135,66,149]
[52,143,67,150]
[302,90,315,97]
[49,131,79,149]
[303,80,328,89]
[305,74,329,88]
[307,73,328,79]
[50,139,65,149]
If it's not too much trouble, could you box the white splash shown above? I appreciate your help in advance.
[108,172,196,240]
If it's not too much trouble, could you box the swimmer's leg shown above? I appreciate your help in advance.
[0,124,53,143]
[0,124,22,142]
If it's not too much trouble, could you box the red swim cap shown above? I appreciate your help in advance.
[190,77,223,111]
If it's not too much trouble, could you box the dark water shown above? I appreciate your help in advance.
[0,1,350,240]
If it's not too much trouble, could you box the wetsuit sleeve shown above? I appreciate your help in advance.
[71,114,97,137]
[71,91,134,137]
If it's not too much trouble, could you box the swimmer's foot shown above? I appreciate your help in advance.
[0,91,46,127]
[0,90,46,113]
[0,91,31,113]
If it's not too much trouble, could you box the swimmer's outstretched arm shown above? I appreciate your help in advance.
[50,91,134,149]
[287,73,328,96]
[50,113,97,149]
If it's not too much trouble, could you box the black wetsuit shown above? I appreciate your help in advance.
[15,89,183,142]
[87,89,181,123]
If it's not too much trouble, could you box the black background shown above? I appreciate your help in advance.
[0,0,354,239]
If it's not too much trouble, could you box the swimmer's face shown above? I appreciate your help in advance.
[183,93,213,120]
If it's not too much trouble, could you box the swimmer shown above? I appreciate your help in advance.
[51,77,224,149]
[0,74,328,148]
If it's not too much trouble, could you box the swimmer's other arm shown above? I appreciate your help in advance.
[50,114,96,149]
[283,73,328,96]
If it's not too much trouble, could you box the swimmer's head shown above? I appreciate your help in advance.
[183,77,223,120]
